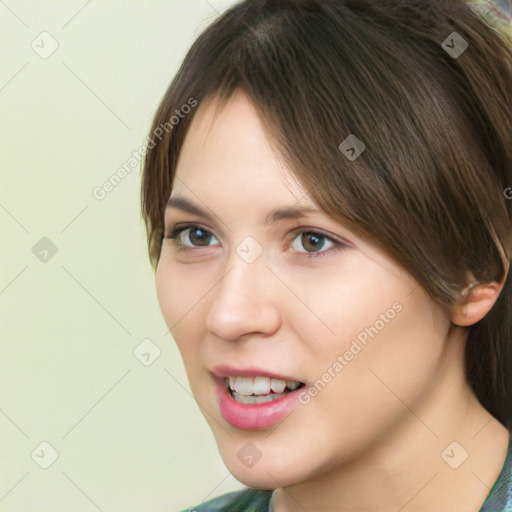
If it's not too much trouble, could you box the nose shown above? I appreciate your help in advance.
[205,257,282,342]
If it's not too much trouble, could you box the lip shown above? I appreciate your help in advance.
[211,365,305,383]
[214,376,303,430]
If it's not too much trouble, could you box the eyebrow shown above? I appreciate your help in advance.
[165,194,320,226]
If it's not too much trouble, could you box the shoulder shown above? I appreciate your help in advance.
[179,488,273,512]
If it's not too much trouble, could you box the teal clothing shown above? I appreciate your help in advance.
[480,435,512,512]
[183,437,512,512]
[184,488,271,512]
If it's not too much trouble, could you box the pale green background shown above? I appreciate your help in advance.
[0,1,244,510]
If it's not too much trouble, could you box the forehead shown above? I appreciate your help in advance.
[173,91,304,200]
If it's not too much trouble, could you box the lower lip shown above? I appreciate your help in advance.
[215,378,302,430]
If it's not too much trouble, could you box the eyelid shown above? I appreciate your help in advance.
[287,226,350,247]
[165,220,350,243]
[165,222,220,247]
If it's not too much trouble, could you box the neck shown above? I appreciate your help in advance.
[271,326,510,512]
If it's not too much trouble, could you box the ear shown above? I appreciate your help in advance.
[450,272,508,327]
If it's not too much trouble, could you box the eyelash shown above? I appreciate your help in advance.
[164,223,346,260]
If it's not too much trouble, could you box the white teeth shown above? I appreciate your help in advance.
[270,378,286,393]
[226,376,302,396]
[253,376,271,395]
[234,376,253,396]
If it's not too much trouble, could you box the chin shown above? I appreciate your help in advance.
[228,465,302,490]
[218,445,310,489]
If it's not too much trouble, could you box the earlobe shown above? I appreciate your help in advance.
[450,279,506,327]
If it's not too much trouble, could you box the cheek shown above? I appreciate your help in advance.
[292,262,448,417]
[314,291,448,440]
[155,258,208,359]
[283,259,413,360]
[293,252,441,362]
[155,254,214,327]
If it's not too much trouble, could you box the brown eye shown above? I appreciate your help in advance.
[166,225,219,248]
[288,230,347,260]
[291,231,335,254]
[186,227,213,246]
[299,233,326,252]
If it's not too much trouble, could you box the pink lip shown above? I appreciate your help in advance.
[214,377,302,430]
[211,365,304,383]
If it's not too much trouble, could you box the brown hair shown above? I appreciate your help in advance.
[141,0,512,428]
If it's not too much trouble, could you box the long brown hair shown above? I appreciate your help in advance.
[141,0,512,428]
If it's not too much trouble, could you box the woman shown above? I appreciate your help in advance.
[140,0,511,510]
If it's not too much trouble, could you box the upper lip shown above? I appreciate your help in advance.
[211,365,305,383]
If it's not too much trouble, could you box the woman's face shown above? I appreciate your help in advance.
[156,90,451,488]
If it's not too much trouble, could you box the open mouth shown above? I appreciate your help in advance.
[224,376,306,405]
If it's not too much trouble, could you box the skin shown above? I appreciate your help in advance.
[155,90,510,512]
